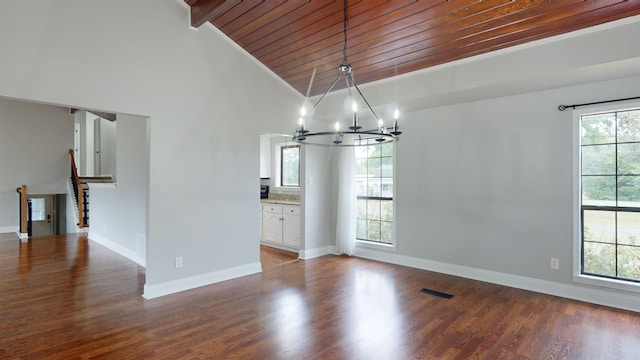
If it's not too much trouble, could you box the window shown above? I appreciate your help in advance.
[30,198,46,221]
[281,145,300,187]
[576,106,640,286]
[355,139,394,244]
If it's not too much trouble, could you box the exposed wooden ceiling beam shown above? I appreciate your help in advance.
[188,0,230,28]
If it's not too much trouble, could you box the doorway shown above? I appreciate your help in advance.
[29,195,54,237]
[28,194,66,237]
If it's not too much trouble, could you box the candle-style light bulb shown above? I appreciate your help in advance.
[378,118,384,132]
[394,108,399,129]
[333,121,342,144]
[350,100,361,131]
[298,106,308,134]
[391,108,402,135]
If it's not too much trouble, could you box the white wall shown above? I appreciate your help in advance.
[74,110,97,177]
[322,16,640,311]
[84,111,96,176]
[89,114,148,266]
[74,110,117,178]
[0,97,73,231]
[300,146,333,258]
[381,77,640,312]
[98,117,117,179]
[0,0,302,297]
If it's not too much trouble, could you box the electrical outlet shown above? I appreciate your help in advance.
[550,258,559,270]
[175,256,183,269]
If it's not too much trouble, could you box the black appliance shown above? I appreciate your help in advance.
[260,185,269,199]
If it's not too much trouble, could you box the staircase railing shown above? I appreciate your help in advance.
[16,184,28,234]
[68,149,87,228]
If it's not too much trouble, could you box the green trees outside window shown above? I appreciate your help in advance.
[355,140,394,244]
[281,145,300,187]
[581,109,640,281]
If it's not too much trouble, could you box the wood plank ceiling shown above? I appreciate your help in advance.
[185,0,640,97]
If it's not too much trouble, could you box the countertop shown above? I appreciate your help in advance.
[261,199,300,206]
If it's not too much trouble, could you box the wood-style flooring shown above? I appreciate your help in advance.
[260,245,298,269]
[2,234,640,359]
[0,232,19,241]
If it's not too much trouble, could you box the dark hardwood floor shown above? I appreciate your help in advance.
[260,245,298,269]
[2,234,640,359]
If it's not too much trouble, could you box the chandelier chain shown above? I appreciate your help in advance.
[342,0,348,65]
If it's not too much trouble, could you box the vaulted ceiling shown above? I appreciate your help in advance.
[185,0,640,97]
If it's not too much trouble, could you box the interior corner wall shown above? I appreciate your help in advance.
[0,97,73,229]
[301,146,333,255]
[83,112,96,177]
[73,110,95,177]
[88,114,148,266]
[98,118,117,179]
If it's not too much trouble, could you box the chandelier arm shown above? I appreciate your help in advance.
[345,73,354,100]
[349,74,380,121]
[304,67,317,100]
[293,130,398,147]
[310,73,343,114]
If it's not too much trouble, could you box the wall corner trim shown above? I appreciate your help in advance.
[142,262,262,300]
[299,246,334,260]
[0,226,19,234]
[88,232,145,267]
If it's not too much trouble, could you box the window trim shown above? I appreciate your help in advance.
[273,141,300,191]
[354,139,396,247]
[280,144,300,188]
[572,101,640,293]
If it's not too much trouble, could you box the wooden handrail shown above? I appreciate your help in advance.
[68,149,85,228]
[16,185,27,234]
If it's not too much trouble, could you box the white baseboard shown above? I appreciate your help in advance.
[299,245,334,260]
[143,262,262,299]
[260,241,298,253]
[88,232,145,267]
[354,247,640,313]
[0,225,18,234]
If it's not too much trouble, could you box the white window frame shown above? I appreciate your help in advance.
[273,141,300,191]
[354,139,396,249]
[572,101,640,293]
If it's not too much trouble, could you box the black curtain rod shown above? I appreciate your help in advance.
[558,96,640,111]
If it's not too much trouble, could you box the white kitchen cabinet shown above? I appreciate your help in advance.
[282,205,300,247]
[260,134,271,178]
[259,204,263,242]
[261,203,300,248]
[262,204,283,244]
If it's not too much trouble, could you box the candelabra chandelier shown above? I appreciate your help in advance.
[293,0,401,147]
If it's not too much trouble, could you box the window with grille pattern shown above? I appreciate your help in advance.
[579,108,640,283]
[355,139,394,244]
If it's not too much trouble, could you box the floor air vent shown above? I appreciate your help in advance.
[419,288,453,299]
